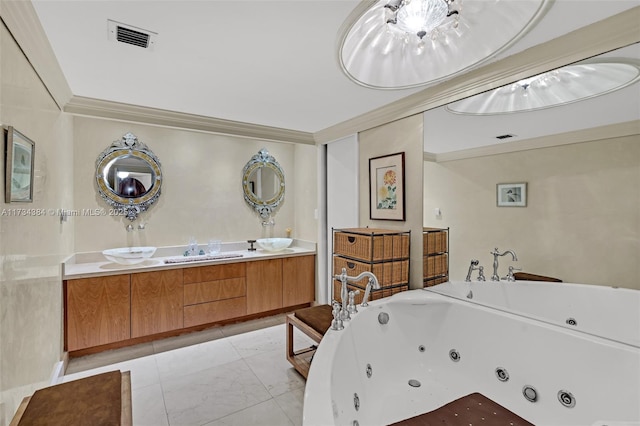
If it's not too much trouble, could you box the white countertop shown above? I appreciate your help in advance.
[63,239,316,280]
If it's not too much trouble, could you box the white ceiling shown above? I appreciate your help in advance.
[31,0,640,146]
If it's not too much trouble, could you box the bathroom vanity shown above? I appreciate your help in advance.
[62,242,316,355]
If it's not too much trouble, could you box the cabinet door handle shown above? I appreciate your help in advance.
[347,236,356,244]
[347,262,355,269]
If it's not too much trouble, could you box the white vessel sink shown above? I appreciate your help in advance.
[256,238,292,252]
[102,246,157,265]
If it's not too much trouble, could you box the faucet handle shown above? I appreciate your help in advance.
[347,290,360,315]
[331,301,344,330]
[504,265,522,282]
[477,266,486,281]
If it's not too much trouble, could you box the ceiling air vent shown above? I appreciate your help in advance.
[495,134,516,140]
[108,20,157,50]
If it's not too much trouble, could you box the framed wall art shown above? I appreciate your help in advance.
[4,126,35,203]
[497,182,527,207]
[369,152,405,221]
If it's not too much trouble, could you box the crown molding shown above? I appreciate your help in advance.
[423,152,437,162]
[314,6,640,144]
[64,96,315,145]
[432,120,640,163]
[0,1,73,109]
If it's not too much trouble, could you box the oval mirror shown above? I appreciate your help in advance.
[242,148,285,219]
[96,133,162,221]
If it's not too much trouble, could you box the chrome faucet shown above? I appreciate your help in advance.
[334,268,380,320]
[490,248,518,281]
[465,259,480,282]
[361,277,381,307]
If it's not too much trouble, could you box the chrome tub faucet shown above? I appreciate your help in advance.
[465,259,486,282]
[490,248,518,281]
[334,268,380,321]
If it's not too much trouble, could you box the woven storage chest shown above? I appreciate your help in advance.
[333,228,410,302]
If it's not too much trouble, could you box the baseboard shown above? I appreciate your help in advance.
[49,352,69,385]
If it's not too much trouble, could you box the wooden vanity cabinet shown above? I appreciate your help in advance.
[246,259,283,314]
[283,255,315,306]
[65,254,315,353]
[65,275,131,351]
[131,269,184,338]
[246,255,316,314]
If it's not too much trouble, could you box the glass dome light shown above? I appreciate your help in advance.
[338,0,552,89]
[446,60,640,115]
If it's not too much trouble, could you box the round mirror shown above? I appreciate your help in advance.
[96,133,162,221]
[242,148,284,218]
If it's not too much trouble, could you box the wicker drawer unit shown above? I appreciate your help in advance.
[423,227,449,287]
[334,228,410,262]
[333,228,410,302]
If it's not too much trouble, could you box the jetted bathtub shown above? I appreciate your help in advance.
[303,281,640,425]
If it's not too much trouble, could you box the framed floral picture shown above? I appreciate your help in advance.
[369,152,405,221]
[4,126,35,203]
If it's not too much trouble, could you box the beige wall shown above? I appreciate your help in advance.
[424,135,640,290]
[359,115,424,289]
[73,117,315,252]
[0,22,75,422]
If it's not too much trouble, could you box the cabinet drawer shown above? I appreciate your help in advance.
[183,263,245,284]
[423,253,448,278]
[184,277,246,306]
[333,256,409,286]
[332,281,408,304]
[423,229,448,255]
[184,297,247,328]
[334,229,409,262]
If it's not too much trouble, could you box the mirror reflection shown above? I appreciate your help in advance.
[246,166,280,200]
[102,155,155,198]
[422,43,639,288]
[95,132,162,221]
[242,148,285,219]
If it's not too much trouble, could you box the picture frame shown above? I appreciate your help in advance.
[497,182,527,207]
[4,126,35,203]
[369,152,405,221]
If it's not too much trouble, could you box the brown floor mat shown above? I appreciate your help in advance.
[18,370,122,426]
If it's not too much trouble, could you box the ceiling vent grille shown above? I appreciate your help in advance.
[108,20,157,50]
[495,134,516,140]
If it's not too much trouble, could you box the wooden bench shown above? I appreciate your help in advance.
[10,370,132,426]
[286,304,333,379]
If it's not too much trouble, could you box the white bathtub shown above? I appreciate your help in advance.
[303,283,640,425]
[427,280,640,347]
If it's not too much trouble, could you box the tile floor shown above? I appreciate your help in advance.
[63,314,317,426]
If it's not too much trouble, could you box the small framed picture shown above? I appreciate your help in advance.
[497,182,527,207]
[4,126,35,203]
[369,152,405,221]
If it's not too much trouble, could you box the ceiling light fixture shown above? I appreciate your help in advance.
[338,0,552,89]
[446,59,640,115]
